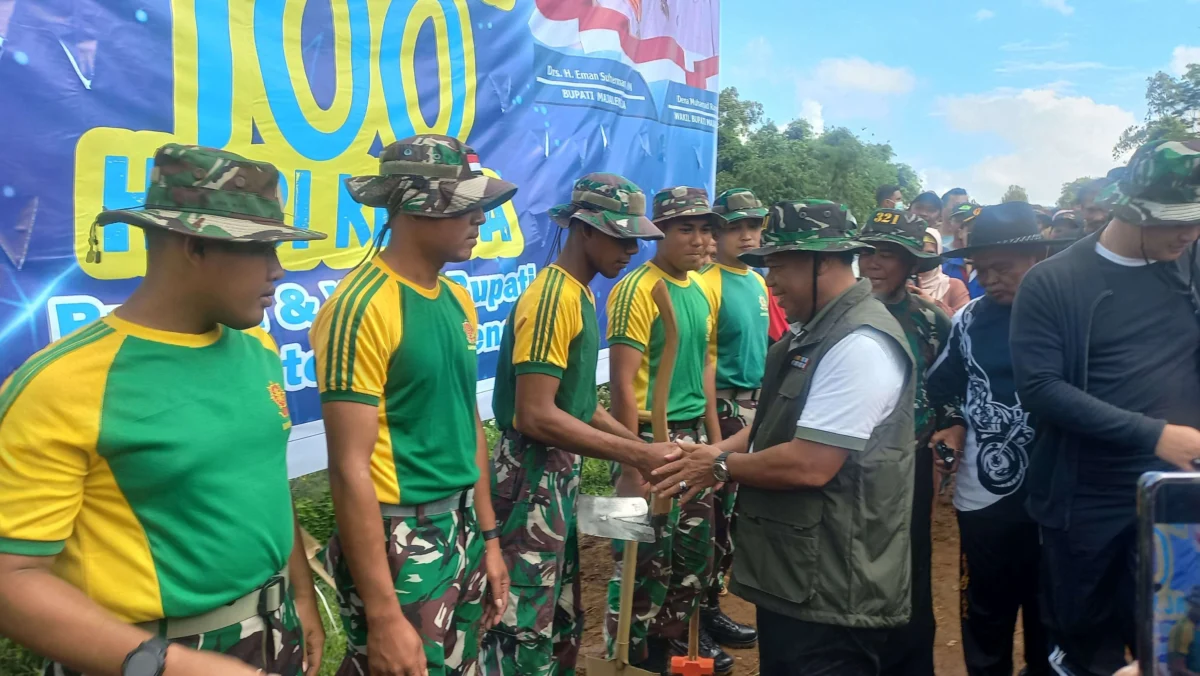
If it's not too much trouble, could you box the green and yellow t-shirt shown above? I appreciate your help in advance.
[493,264,599,431]
[311,257,480,506]
[607,261,716,422]
[1170,616,1200,671]
[0,316,295,623]
[700,263,770,392]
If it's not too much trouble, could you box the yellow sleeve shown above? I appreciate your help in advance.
[244,326,280,354]
[1170,618,1194,656]
[446,276,479,330]
[311,269,397,407]
[607,274,655,351]
[700,269,722,366]
[0,331,120,555]
[512,270,581,378]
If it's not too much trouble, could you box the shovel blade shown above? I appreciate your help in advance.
[584,655,657,676]
[577,495,655,543]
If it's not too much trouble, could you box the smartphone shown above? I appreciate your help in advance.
[1137,472,1200,675]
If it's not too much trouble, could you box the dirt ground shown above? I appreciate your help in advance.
[576,495,1027,676]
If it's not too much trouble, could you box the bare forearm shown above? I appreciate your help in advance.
[520,406,646,465]
[726,439,847,489]
[328,463,401,622]
[591,404,642,442]
[610,383,640,436]
[716,426,751,454]
[288,515,318,611]
[0,567,153,676]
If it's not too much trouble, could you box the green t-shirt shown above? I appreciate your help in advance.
[700,262,769,391]
[0,315,294,622]
[494,264,599,430]
[607,261,716,421]
[312,258,480,506]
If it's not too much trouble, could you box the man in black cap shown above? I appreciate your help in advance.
[927,201,1058,676]
[1011,140,1200,675]
[1049,210,1084,240]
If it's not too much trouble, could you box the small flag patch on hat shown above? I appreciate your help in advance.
[467,153,482,173]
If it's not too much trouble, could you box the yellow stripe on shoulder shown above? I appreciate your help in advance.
[242,326,279,354]
[443,275,478,327]
[0,321,123,425]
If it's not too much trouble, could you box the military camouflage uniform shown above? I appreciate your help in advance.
[47,597,306,676]
[1099,139,1200,227]
[481,174,661,676]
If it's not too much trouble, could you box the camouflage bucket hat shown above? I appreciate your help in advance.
[547,173,663,240]
[1100,140,1200,227]
[651,186,721,228]
[345,134,517,217]
[739,199,870,267]
[856,208,942,273]
[712,188,769,224]
[92,144,326,258]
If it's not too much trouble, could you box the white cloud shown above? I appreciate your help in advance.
[1170,45,1200,76]
[975,9,995,20]
[1001,39,1069,52]
[799,99,825,134]
[1039,0,1074,15]
[811,57,915,95]
[995,60,1113,73]
[930,87,1135,204]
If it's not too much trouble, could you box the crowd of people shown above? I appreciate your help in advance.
[0,134,1197,676]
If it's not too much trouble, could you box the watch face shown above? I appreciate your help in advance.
[125,652,162,676]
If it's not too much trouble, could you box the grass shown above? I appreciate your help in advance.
[0,392,615,673]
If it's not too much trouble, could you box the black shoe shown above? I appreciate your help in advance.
[667,633,735,676]
[632,637,669,674]
[701,605,758,648]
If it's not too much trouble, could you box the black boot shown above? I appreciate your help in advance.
[632,636,670,674]
[701,604,758,648]
[667,632,735,676]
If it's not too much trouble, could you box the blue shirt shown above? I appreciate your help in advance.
[943,258,985,299]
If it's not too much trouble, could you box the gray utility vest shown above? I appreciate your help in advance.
[729,279,917,629]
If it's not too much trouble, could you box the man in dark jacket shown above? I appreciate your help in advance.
[650,199,916,676]
[1011,140,1200,676]
[928,202,1058,676]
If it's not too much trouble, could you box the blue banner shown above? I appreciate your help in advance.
[0,0,719,471]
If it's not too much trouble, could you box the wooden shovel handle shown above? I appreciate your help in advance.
[649,280,678,516]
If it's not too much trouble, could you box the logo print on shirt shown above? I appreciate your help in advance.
[759,294,769,316]
[463,320,477,349]
[268,382,290,419]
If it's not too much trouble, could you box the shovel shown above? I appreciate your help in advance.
[580,280,679,676]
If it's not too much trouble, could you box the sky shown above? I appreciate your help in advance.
[719,0,1200,205]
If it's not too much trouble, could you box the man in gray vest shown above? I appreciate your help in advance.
[652,199,917,675]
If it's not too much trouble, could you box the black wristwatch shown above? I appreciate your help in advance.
[122,636,169,676]
[713,452,731,483]
[482,527,501,541]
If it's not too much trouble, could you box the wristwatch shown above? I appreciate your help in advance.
[122,636,169,676]
[713,452,731,483]
[482,527,501,541]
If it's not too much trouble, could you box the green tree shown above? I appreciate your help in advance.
[1057,176,1096,209]
[1002,185,1029,203]
[715,88,921,221]
[1114,64,1200,157]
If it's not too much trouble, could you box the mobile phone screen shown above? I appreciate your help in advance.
[1141,475,1200,675]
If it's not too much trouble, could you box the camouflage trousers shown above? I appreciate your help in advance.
[604,423,714,662]
[46,591,305,675]
[709,398,757,603]
[480,432,583,676]
[327,502,486,676]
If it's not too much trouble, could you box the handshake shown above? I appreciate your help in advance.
[616,441,726,504]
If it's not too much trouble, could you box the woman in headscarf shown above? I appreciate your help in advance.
[915,227,970,314]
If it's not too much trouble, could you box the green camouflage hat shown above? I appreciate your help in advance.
[856,208,942,273]
[949,202,982,224]
[712,188,769,224]
[1099,140,1200,227]
[739,199,870,267]
[651,186,721,228]
[547,173,663,240]
[345,134,517,217]
[93,144,326,255]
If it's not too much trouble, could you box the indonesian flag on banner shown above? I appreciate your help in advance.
[530,0,720,90]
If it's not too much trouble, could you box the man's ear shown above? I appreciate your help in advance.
[182,236,208,264]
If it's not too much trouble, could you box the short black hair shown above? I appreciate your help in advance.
[912,191,943,211]
[941,188,968,202]
[1075,179,1108,206]
[875,185,901,206]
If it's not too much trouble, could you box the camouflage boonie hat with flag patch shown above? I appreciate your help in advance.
[712,188,769,225]
[651,186,721,228]
[547,173,663,240]
[856,208,942,273]
[1099,140,1200,227]
[740,199,870,267]
[92,144,326,260]
[345,134,517,217]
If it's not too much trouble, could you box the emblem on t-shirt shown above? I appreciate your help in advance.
[759,294,769,316]
[268,382,290,419]
[463,320,477,349]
